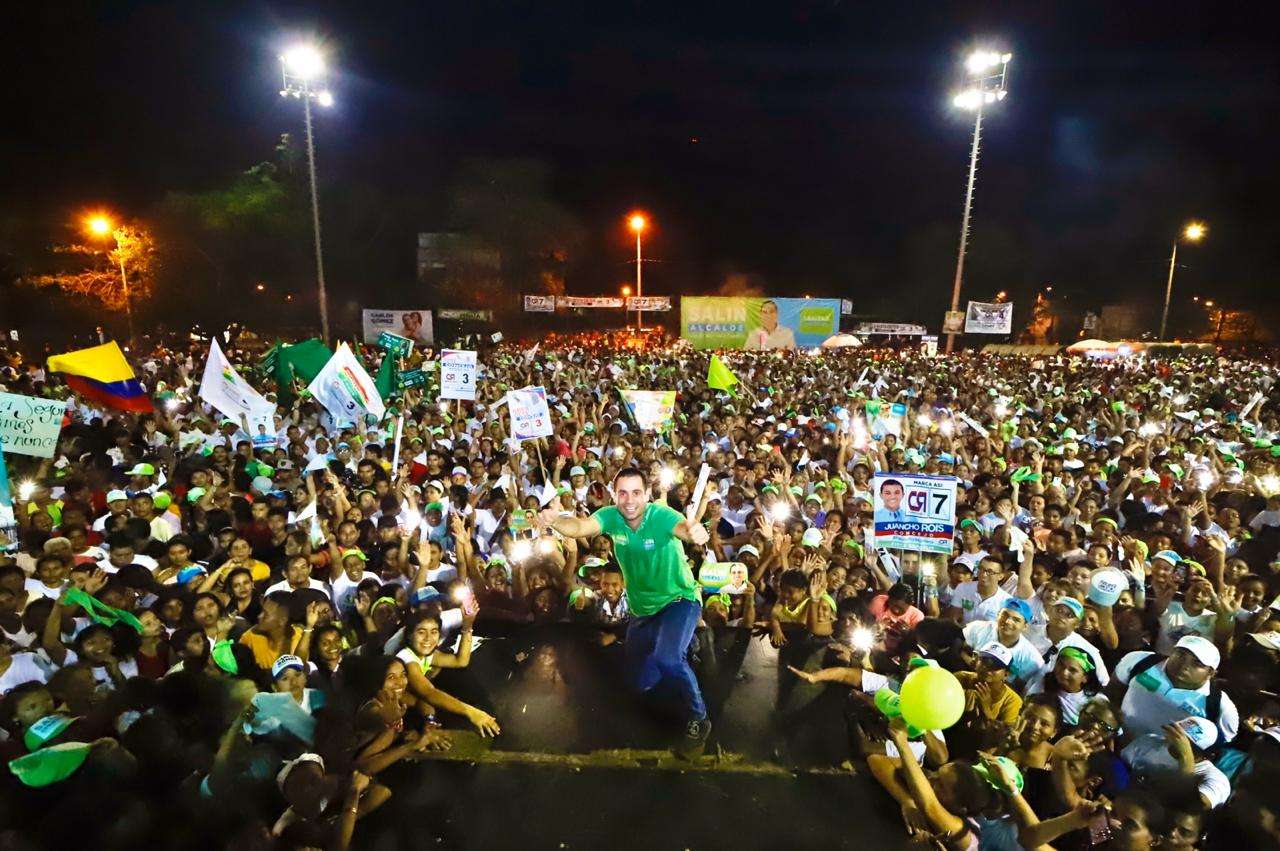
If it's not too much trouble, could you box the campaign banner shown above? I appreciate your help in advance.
[619,389,676,432]
[438,309,494,322]
[523,295,556,312]
[508,386,553,441]
[680,297,839,350]
[559,296,624,309]
[308,343,387,425]
[198,340,275,433]
[361,309,434,346]
[625,296,672,312]
[856,322,928,336]
[377,331,414,358]
[873,472,957,555]
[440,350,478,401]
[965,301,1014,334]
[0,392,66,458]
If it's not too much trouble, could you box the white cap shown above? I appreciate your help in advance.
[1173,715,1219,751]
[106,490,129,503]
[977,641,1015,669]
[737,544,760,558]
[801,527,824,548]
[1175,635,1221,669]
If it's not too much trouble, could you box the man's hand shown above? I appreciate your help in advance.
[684,521,709,546]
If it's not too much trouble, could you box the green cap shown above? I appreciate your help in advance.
[9,742,92,788]
[24,715,76,752]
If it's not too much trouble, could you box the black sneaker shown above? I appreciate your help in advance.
[674,718,711,761]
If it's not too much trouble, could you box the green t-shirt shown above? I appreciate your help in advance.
[592,503,700,617]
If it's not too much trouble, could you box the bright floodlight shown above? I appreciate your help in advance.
[282,45,325,80]
[628,213,647,233]
[953,89,983,110]
[966,50,1003,74]
[86,215,112,237]
[316,90,335,108]
[1184,222,1206,241]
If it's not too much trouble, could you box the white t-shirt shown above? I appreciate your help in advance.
[265,579,329,596]
[330,570,381,612]
[1156,603,1217,655]
[1039,631,1111,687]
[1024,672,1092,725]
[52,648,140,688]
[961,621,1044,683]
[949,582,1012,625]
[0,652,49,694]
[1119,736,1231,808]
[1115,650,1238,745]
[96,554,160,575]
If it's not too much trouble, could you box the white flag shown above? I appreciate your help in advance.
[308,342,386,425]
[198,340,274,431]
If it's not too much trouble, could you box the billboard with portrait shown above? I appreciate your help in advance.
[361,309,434,346]
[680,297,840,350]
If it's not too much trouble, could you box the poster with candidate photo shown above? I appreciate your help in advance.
[361,309,434,346]
[872,472,957,554]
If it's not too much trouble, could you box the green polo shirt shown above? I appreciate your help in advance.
[591,503,700,617]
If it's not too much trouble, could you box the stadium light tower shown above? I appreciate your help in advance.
[280,43,335,344]
[628,213,648,330]
[945,49,1012,354]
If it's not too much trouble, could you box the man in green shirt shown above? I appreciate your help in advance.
[538,467,712,757]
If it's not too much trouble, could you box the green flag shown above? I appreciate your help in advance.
[374,352,400,401]
[273,338,331,404]
[707,354,739,396]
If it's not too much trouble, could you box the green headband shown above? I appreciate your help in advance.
[1059,646,1095,673]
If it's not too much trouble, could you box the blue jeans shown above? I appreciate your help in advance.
[625,598,707,722]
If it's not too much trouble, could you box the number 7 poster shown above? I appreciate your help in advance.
[872,472,957,554]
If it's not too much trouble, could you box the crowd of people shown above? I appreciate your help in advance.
[1,332,1280,850]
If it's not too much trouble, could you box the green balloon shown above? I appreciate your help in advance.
[898,665,965,731]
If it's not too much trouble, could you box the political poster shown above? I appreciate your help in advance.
[0,392,66,458]
[440,350,478,401]
[361,309,434,346]
[523,296,556,312]
[865,400,907,440]
[965,301,1014,334]
[872,472,957,555]
[558,296,624,308]
[619,389,677,432]
[198,340,275,433]
[508,386,553,441]
[625,296,672,312]
[376,331,414,358]
[437,309,494,322]
[680,297,840,350]
[308,343,386,426]
[856,322,927,336]
[399,368,427,389]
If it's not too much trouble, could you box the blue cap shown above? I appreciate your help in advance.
[1002,597,1034,624]
[1152,549,1182,565]
[176,565,207,585]
[1054,596,1085,619]
[411,587,442,606]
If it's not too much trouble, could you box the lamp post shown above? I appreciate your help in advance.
[280,44,335,345]
[85,215,135,347]
[946,49,1011,354]
[1159,222,1206,341]
[628,213,647,330]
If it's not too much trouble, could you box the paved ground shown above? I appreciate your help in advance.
[355,628,913,849]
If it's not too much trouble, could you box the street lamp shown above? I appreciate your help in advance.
[1158,221,1207,341]
[628,213,647,330]
[946,48,1011,354]
[280,43,335,345]
[83,214,135,346]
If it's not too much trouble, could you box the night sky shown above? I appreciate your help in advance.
[6,1,1279,325]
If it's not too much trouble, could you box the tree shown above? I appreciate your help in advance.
[22,223,158,312]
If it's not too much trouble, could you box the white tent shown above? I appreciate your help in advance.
[820,333,863,348]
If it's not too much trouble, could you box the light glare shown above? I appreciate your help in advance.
[282,45,325,80]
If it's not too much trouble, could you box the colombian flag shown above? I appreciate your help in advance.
[48,342,154,413]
